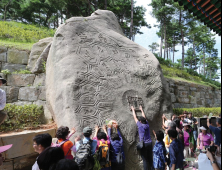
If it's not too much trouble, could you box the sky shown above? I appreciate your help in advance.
[134,0,221,74]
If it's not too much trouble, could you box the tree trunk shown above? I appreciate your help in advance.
[129,0,134,41]
[105,0,107,9]
[193,37,196,70]
[95,0,98,10]
[169,48,171,60]
[173,35,175,63]
[164,19,166,59]
[166,43,168,59]
[160,22,163,58]
[180,10,185,68]
[4,0,12,21]
[203,45,206,76]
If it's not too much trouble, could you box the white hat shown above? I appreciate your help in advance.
[199,126,207,131]
[183,123,190,127]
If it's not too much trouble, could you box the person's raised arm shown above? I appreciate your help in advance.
[107,123,112,139]
[131,106,138,123]
[67,127,76,139]
[206,149,220,170]
[207,118,210,128]
[103,125,108,136]
[139,106,146,119]
[94,125,100,138]
[197,138,200,149]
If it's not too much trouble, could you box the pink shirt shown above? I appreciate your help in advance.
[198,133,214,150]
[93,136,110,151]
[183,130,190,146]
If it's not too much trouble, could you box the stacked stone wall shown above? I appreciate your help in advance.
[166,78,221,108]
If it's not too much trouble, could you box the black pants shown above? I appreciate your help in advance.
[140,142,154,170]
[111,162,125,170]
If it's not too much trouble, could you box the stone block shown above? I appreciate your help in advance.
[170,93,176,103]
[216,93,221,99]
[190,91,196,97]
[190,87,197,91]
[177,86,189,91]
[183,104,193,108]
[2,63,27,72]
[0,86,19,103]
[0,46,7,62]
[13,101,33,106]
[177,97,190,104]
[7,74,35,87]
[189,96,196,104]
[173,103,183,108]
[178,91,188,97]
[205,93,210,99]
[0,129,56,159]
[38,86,46,101]
[196,92,201,98]
[33,73,46,86]
[197,98,205,105]
[205,99,213,107]
[7,49,29,65]
[169,88,174,93]
[200,92,205,98]
[18,87,40,101]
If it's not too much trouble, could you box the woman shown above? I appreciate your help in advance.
[131,106,153,170]
[56,126,74,159]
[183,123,196,170]
[93,125,111,170]
[197,125,214,150]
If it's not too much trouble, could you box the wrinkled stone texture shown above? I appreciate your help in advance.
[46,10,172,170]
[166,78,221,108]
[7,49,29,64]
[27,37,53,71]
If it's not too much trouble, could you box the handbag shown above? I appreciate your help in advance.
[136,132,145,150]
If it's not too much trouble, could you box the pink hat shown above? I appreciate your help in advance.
[0,144,13,153]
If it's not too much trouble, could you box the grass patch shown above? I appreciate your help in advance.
[0,40,34,51]
[161,64,221,90]
[0,21,55,43]
[173,107,221,117]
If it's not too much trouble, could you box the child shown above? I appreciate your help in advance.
[168,129,184,170]
[107,120,125,170]
[153,130,167,170]
[93,125,111,170]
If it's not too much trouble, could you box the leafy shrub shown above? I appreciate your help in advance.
[173,107,221,118]
[12,69,32,74]
[0,104,44,132]
[0,21,55,43]
[1,69,11,75]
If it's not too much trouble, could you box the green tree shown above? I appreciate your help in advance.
[149,42,160,53]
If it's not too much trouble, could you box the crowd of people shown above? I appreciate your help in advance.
[27,107,221,170]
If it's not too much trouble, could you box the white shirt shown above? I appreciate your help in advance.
[32,161,40,170]
[0,89,6,110]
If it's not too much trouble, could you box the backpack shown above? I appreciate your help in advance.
[51,139,73,159]
[98,141,109,166]
[75,140,94,170]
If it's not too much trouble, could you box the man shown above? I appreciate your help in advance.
[168,129,184,170]
[207,118,221,151]
[0,144,13,166]
[188,112,198,150]
[32,133,52,170]
[0,76,7,125]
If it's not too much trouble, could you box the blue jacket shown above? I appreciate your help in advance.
[108,128,125,163]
